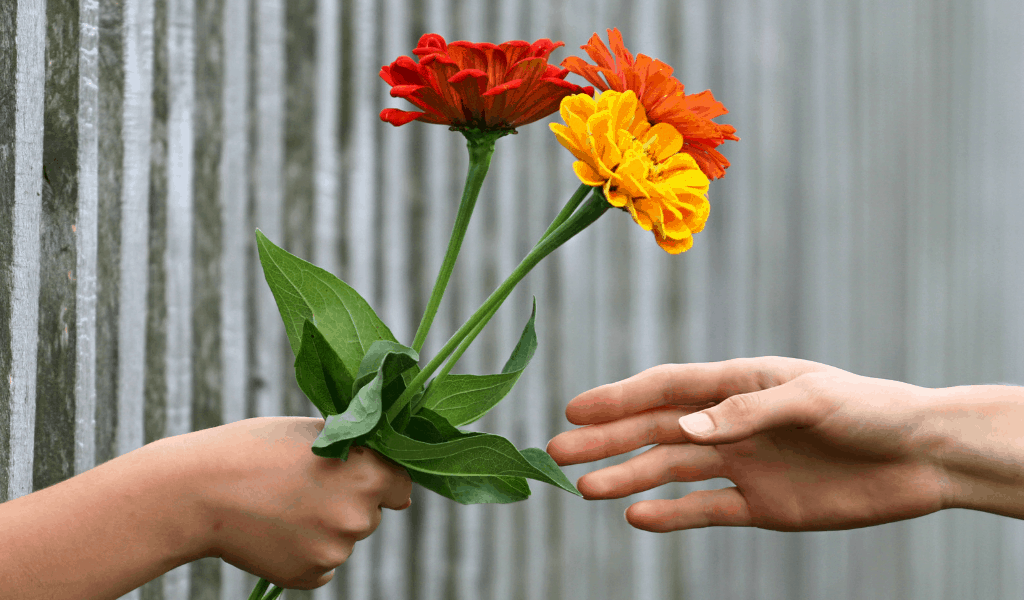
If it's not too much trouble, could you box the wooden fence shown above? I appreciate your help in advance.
[3,0,1024,599]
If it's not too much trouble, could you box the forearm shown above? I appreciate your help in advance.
[922,384,1024,519]
[0,438,210,600]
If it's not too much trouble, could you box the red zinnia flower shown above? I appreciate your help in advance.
[380,33,594,132]
[562,28,739,180]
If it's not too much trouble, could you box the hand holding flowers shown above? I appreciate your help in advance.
[249,28,736,598]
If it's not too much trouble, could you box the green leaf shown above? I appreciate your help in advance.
[407,469,532,504]
[310,343,418,459]
[294,320,353,419]
[367,415,581,497]
[419,297,538,426]
[354,341,418,409]
[519,448,579,496]
[392,392,418,433]
[255,230,416,389]
[315,437,356,461]
[311,380,381,459]
[499,297,539,374]
[404,407,473,443]
[381,408,531,504]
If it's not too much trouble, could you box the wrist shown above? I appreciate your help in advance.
[143,434,220,563]
[918,384,1024,517]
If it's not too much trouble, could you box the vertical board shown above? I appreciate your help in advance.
[0,0,15,501]
[219,0,251,597]
[35,0,83,494]
[2,0,46,505]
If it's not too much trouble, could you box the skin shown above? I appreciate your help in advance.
[546,356,1024,532]
[0,417,411,600]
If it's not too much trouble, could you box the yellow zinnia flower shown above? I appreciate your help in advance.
[550,90,711,253]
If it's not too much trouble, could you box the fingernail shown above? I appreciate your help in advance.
[680,413,715,435]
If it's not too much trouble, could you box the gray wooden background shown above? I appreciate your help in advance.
[3,0,1024,599]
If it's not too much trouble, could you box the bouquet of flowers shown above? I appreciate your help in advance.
[248,28,736,600]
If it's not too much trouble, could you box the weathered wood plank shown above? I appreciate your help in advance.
[117,0,155,463]
[0,0,15,502]
[376,1,415,599]
[343,0,379,598]
[34,0,84,493]
[113,3,155,597]
[1,0,46,505]
[162,0,197,595]
[312,0,339,276]
[251,0,285,424]
[189,0,228,596]
[217,3,251,600]
[140,2,170,595]
[488,2,529,596]
[399,2,452,597]
[450,4,488,599]
[410,2,457,598]
[310,4,342,600]
[94,0,125,469]
[520,3,564,599]
[144,0,169,453]
[73,0,100,480]
[281,0,316,440]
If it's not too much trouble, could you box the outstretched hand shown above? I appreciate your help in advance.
[546,357,953,532]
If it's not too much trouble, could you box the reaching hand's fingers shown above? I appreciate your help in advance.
[575,443,724,499]
[678,375,829,445]
[547,408,695,466]
[625,487,751,532]
[565,357,826,425]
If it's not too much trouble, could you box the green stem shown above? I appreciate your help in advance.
[263,585,284,600]
[538,182,591,244]
[247,579,271,600]
[427,296,500,390]
[389,188,608,420]
[411,130,507,354]
[428,184,595,389]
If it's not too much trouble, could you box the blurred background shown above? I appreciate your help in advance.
[3,0,1024,599]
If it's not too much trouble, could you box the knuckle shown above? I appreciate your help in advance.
[346,510,378,540]
[753,362,784,390]
[662,446,702,481]
[332,505,376,540]
[317,543,353,570]
[727,356,796,391]
[361,464,391,491]
[640,418,661,446]
[788,372,835,424]
[700,491,745,525]
[646,364,684,404]
[398,473,413,498]
[727,391,762,419]
[791,372,827,399]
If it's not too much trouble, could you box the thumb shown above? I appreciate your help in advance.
[677,380,813,444]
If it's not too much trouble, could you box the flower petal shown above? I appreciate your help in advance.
[380,108,425,126]
[572,161,605,186]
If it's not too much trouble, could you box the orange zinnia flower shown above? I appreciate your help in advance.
[562,28,738,180]
[380,33,594,132]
